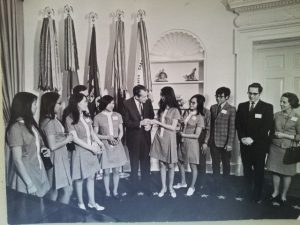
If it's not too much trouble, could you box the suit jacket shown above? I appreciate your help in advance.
[236,100,273,149]
[122,97,154,151]
[209,102,236,148]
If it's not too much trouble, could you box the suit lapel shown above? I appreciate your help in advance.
[216,102,229,119]
[130,97,142,119]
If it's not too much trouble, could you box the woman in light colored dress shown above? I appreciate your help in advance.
[266,92,300,205]
[94,95,127,198]
[6,92,50,197]
[150,86,181,198]
[39,92,73,204]
[62,93,105,211]
[175,94,204,196]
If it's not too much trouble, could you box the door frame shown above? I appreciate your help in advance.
[234,22,300,106]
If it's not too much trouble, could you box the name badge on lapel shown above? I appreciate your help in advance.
[221,109,227,114]
[291,117,298,122]
[112,116,118,121]
[255,114,262,119]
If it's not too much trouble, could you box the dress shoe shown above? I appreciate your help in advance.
[186,187,195,196]
[170,189,177,198]
[78,203,86,210]
[173,183,187,189]
[158,188,167,197]
[87,202,105,211]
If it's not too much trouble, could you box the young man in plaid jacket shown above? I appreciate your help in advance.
[209,87,236,176]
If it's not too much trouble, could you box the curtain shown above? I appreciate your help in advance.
[0,0,24,184]
[0,0,24,126]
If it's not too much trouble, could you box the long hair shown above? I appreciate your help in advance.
[62,93,88,125]
[6,92,38,136]
[190,94,204,116]
[97,95,114,112]
[39,92,60,125]
[158,86,181,116]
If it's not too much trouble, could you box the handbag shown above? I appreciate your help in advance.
[283,140,300,164]
[40,148,53,170]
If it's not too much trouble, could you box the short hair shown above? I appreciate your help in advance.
[73,85,87,95]
[281,92,300,109]
[216,87,231,98]
[98,95,114,112]
[248,83,263,93]
[133,85,147,97]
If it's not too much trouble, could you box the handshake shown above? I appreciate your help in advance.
[140,119,159,131]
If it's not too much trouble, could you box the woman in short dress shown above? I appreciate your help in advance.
[39,92,73,204]
[174,94,204,196]
[150,86,181,198]
[6,92,50,197]
[62,93,105,211]
[93,95,127,198]
[266,92,300,205]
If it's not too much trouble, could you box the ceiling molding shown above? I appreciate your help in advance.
[227,0,300,13]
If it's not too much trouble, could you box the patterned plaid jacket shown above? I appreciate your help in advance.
[209,102,236,148]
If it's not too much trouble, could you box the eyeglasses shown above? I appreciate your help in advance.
[247,92,259,96]
[215,95,226,98]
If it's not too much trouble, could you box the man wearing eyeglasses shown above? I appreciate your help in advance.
[209,87,236,180]
[236,83,274,203]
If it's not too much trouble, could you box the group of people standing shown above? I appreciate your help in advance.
[5,82,300,212]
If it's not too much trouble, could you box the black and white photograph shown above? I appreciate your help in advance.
[1,0,300,224]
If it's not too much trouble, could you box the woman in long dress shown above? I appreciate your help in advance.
[6,92,50,197]
[39,92,73,204]
[62,93,105,211]
[266,92,300,205]
[93,95,127,198]
[175,94,204,196]
[150,86,181,198]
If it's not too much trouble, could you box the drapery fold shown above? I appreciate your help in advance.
[112,18,127,112]
[39,16,62,91]
[0,0,24,125]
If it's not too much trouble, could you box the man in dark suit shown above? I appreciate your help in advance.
[209,87,236,176]
[236,83,274,202]
[122,85,154,195]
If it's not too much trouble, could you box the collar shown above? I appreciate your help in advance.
[218,101,227,109]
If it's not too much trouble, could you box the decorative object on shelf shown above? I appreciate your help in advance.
[155,69,168,82]
[39,6,62,91]
[64,4,79,98]
[183,68,198,81]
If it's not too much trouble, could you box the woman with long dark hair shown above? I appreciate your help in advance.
[39,92,73,204]
[93,95,127,198]
[150,86,181,198]
[6,92,50,197]
[62,93,105,211]
[174,94,204,196]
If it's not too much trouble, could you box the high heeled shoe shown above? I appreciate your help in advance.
[158,188,167,197]
[87,202,105,211]
[78,203,86,210]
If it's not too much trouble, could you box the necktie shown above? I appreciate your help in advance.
[249,102,255,112]
[217,105,221,115]
[139,102,143,119]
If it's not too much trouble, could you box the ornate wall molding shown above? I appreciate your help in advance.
[228,0,300,13]
[150,29,205,61]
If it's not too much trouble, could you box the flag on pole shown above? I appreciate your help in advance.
[64,13,79,97]
[134,15,152,92]
[88,24,101,98]
[112,17,127,113]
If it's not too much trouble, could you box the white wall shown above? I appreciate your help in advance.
[23,0,235,108]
